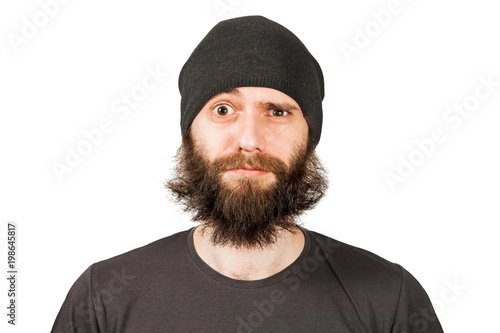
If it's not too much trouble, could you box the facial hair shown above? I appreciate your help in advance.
[165,129,328,249]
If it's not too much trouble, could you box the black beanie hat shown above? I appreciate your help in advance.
[178,15,325,144]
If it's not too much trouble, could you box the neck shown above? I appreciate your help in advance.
[192,224,305,280]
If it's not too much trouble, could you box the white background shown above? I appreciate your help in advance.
[1,0,499,332]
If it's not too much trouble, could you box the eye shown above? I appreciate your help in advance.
[213,104,235,117]
[269,109,289,117]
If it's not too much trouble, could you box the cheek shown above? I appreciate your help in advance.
[266,140,296,167]
[273,126,308,165]
[190,127,233,163]
[205,142,228,163]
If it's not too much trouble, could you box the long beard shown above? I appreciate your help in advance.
[165,129,328,249]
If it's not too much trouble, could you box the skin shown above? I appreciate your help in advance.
[190,86,309,280]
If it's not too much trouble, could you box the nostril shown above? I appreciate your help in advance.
[239,146,262,152]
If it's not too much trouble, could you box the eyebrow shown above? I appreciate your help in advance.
[220,87,241,95]
[218,88,301,112]
[260,101,301,112]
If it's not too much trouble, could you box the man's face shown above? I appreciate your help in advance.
[166,87,327,249]
[190,87,309,188]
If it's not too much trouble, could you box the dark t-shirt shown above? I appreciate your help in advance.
[51,226,443,332]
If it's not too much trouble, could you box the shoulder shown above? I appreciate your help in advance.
[88,228,192,287]
[307,229,406,321]
[306,228,442,331]
[52,229,193,332]
[307,228,404,281]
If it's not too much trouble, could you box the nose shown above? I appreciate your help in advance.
[235,110,267,153]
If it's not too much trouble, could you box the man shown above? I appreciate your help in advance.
[52,15,443,332]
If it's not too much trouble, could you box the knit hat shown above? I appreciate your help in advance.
[178,15,325,144]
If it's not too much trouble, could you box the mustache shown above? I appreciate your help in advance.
[208,153,288,176]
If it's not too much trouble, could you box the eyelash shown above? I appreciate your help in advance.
[212,104,236,118]
[269,109,289,117]
[211,103,291,119]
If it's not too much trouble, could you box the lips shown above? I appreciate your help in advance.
[239,165,265,171]
[228,165,269,177]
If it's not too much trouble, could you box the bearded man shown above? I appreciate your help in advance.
[51,15,443,333]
